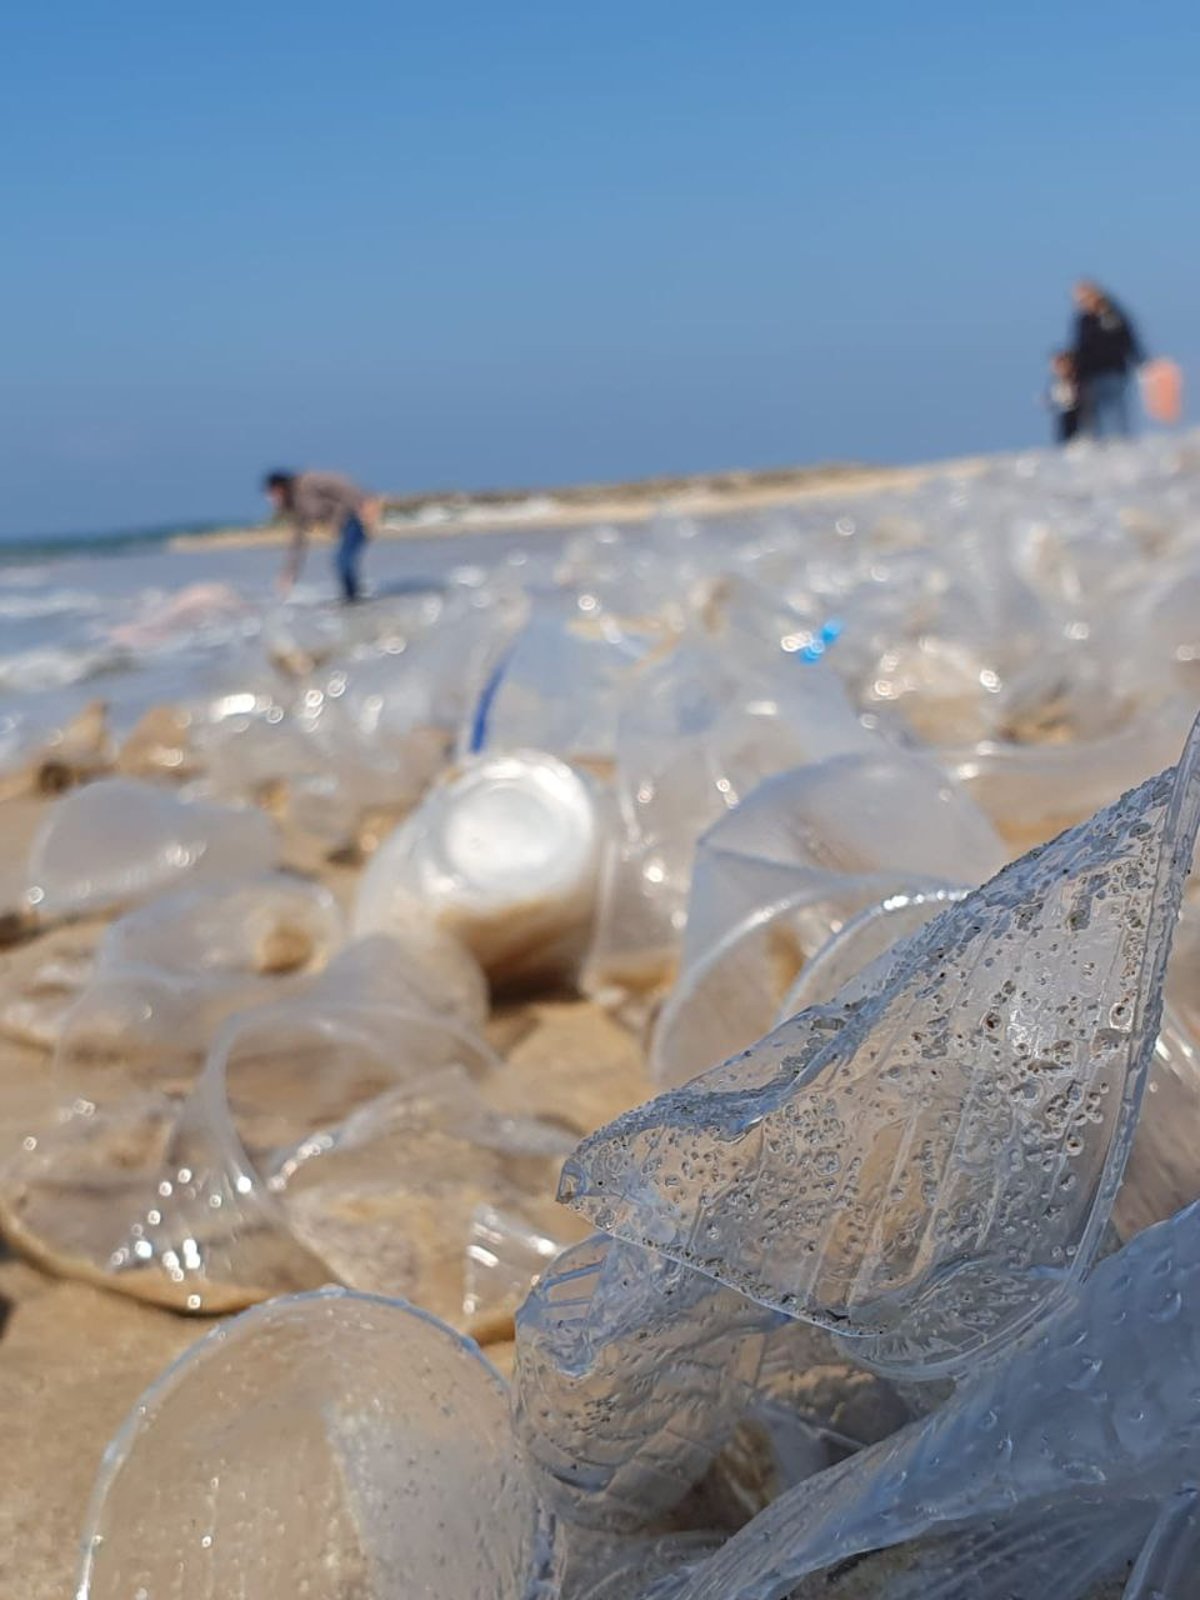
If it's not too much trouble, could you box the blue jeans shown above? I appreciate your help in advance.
[1083,371,1134,440]
[335,513,367,602]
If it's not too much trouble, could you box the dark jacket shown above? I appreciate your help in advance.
[1072,300,1145,382]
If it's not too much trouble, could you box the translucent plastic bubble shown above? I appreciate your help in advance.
[649,752,1004,1088]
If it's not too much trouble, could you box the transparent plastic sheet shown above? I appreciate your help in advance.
[948,693,1197,853]
[1,999,569,1315]
[43,914,487,1112]
[1121,1489,1200,1600]
[637,1197,1200,1600]
[564,722,1200,1375]
[828,503,1050,749]
[26,777,280,919]
[96,874,343,982]
[513,1237,919,1564]
[688,570,835,680]
[54,966,237,1098]
[271,1053,577,1321]
[514,1233,780,1533]
[777,885,970,1019]
[1120,558,1200,705]
[0,695,113,798]
[0,1086,325,1311]
[285,725,452,852]
[680,751,1002,970]
[305,928,491,1031]
[194,587,522,849]
[584,644,876,1001]
[1164,898,1200,1047]
[191,698,317,805]
[840,1502,1153,1600]
[558,1531,722,1600]
[0,943,94,1049]
[648,750,1005,1087]
[463,1202,570,1322]
[462,590,659,768]
[553,511,715,631]
[288,647,465,824]
[650,871,937,1092]
[1115,1010,1200,1239]
[984,640,1130,747]
[2,915,499,1312]
[862,631,1004,747]
[77,1289,555,1600]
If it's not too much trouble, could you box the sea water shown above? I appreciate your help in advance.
[0,520,570,747]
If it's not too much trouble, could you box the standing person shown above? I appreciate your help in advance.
[1070,281,1145,440]
[263,470,377,602]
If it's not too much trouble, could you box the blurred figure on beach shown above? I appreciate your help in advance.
[263,470,377,602]
[1070,281,1144,440]
[1043,350,1081,444]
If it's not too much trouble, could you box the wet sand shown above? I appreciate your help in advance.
[0,441,1184,1600]
[0,778,1178,1599]
[0,783,654,1599]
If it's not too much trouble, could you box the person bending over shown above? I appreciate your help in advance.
[263,469,378,602]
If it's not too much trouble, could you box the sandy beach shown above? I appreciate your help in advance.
[0,815,1150,1594]
[169,456,983,553]
[0,778,655,1596]
[1,435,1197,1599]
[6,1,1195,1588]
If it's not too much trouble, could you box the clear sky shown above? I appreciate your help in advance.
[2,2,1197,539]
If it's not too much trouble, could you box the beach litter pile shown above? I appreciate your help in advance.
[3,436,1200,1596]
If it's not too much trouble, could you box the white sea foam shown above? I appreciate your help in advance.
[0,589,104,621]
[0,644,130,694]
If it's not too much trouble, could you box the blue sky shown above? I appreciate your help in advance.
[2,2,1197,539]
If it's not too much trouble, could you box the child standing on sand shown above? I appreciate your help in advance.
[1043,351,1081,444]
[263,470,378,603]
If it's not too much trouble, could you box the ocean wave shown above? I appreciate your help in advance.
[0,565,57,587]
[0,643,131,694]
[386,495,562,530]
[0,519,240,566]
[106,582,254,651]
[0,588,104,621]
